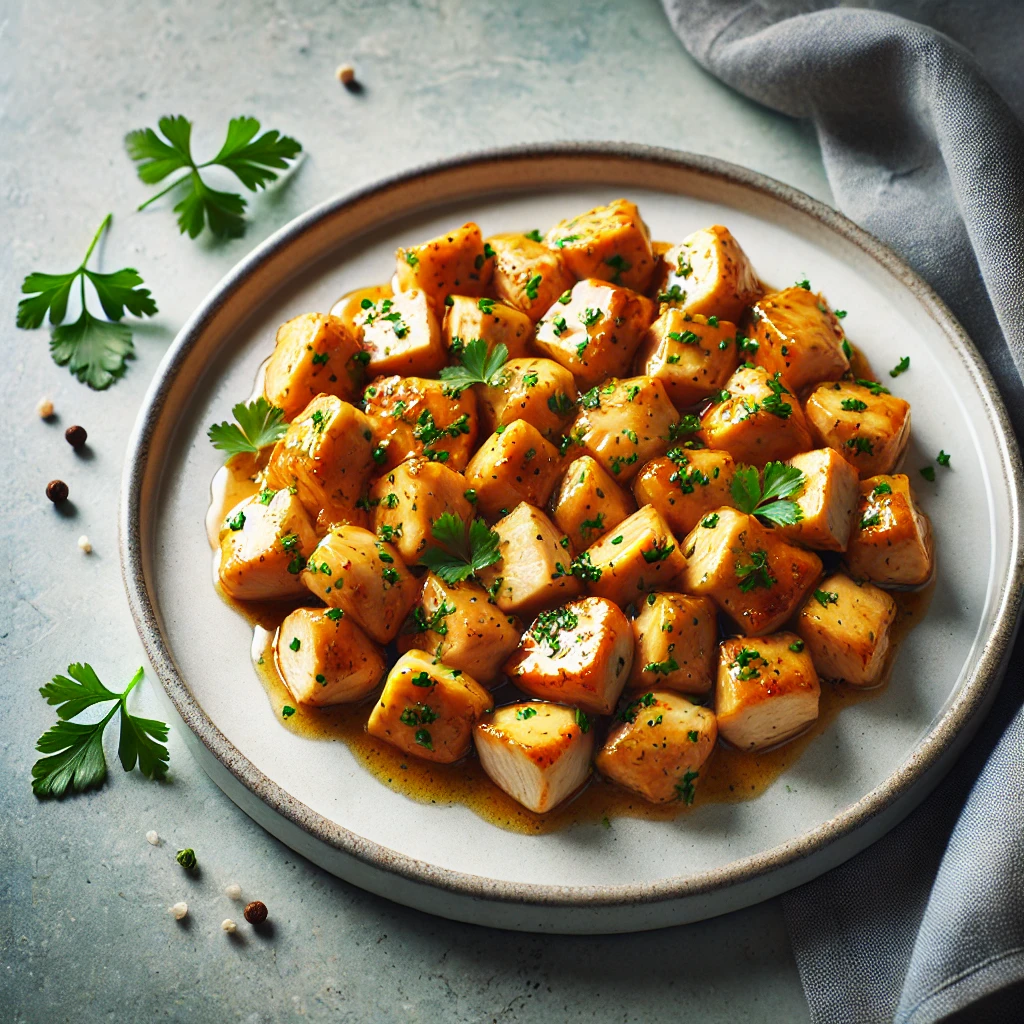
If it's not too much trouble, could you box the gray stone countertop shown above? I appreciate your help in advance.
[1,0,829,1019]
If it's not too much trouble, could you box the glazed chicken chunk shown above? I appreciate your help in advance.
[442,295,534,361]
[487,233,575,321]
[632,447,737,537]
[394,221,492,308]
[551,454,636,550]
[476,357,578,440]
[628,592,718,695]
[776,447,861,552]
[355,288,446,378]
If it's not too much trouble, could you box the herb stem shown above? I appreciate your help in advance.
[80,213,113,267]
[136,173,192,211]
[119,666,145,707]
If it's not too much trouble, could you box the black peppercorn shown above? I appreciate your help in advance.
[46,480,69,503]
[243,900,268,924]
[65,425,88,449]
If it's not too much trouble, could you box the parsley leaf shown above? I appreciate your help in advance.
[735,549,776,592]
[439,339,508,393]
[33,665,169,798]
[889,356,910,378]
[16,214,157,389]
[730,462,805,526]
[208,397,289,458]
[420,513,502,583]
[126,115,302,239]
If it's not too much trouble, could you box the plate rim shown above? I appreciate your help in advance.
[119,141,1024,909]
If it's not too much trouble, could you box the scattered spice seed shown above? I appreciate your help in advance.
[244,900,268,924]
[46,479,69,503]
[221,919,238,934]
[65,424,88,449]
[37,397,54,419]
[169,901,188,920]
[224,883,242,900]
[145,830,160,846]
[336,63,356,85]
[78,535,92,554]
[175,848,197,870]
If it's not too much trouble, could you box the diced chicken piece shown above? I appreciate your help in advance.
[362,374,478,472]
[679,508,822,636]
[596,692,717,804]
[477,357,578,439]
[543,198,656,292]
[776,448,860,552]
[796,573,897,686]
[487,233,576,321]
[394,222,492,307]
[629,592,718,694]
[330,283,393,337]
[367,650,492,764]
[355,289,445,378]
[534,278,655,388]
[301,525,420,644]
[804,380,911,478]
[650,225,761,323]
[569,376,679,483]
[845,474,934,585]
[369,457,473,565]
[551,455,636,550]
[584,505,687,607]
[442,295,533,361]
[463,419,562,519]
[398,573,522,682]
[266,395,376,527]
[505,596,633,714]
[276,607,385,706]
[751,287,849,392]
[474,702,594,813]
[699,365,813,467]
[716,634,820,751]
[263,312,366,420]
[632,448,736,536]
[635,310,740,408]
[218,489,318,600]
[476,503,582,617]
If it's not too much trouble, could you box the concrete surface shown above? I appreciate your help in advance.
[0,0,831,1019]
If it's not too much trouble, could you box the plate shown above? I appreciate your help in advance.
[120,144,1024,934]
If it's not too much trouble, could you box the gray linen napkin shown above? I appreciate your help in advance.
[659,2,1024,1021]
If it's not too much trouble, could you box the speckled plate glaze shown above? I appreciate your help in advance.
[120,145,1024,934]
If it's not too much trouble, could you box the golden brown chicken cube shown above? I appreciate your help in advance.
[369,458,473,565]
[716,634,820,751]
[367,650,492,764]
[632,448,737,537]
[750,287,849,392]
[266,395,376,528]
[544,198,656,292]
[534,278,655,388]
[476,357,578,439]
[651,225,761,323]
[487,233,576,321]
[362,375,478,472]
[463,419,563,519]
[330,283,393,336]
[845,474,934,585]
[796,573,897,686]
[551,455,636,549]
[218,489,318,600]
[569,375,679,483]
[628,592,718,695]
[276,607,386,706]
[394,222,492,307]
[679,508,822,636]
[263,313,366,420]
[584,505,687,607]
[476,503,582,617]
[804,380,911,478]
[398,573,522,683]
[699,365,813,467]
[355,289,445,378]
[596,692,717,804]
[474,702,594,813]
[635,310,740,408]
[776,448,860,552]
[301,525,420,644]
[442,295,534,360]
[505,597,633,714]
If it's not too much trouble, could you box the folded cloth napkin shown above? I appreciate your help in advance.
[660,3,1024,1021]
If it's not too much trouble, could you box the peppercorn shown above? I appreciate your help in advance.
[175,848,197,870]
[65,425,88,449]
[244,900,268,924]
[46,480,69,503]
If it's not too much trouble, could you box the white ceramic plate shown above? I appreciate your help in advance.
[121,145,1024,934]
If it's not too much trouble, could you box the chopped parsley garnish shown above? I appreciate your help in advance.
[552,315,568,336]
[579,307,603,327]
[524,273,543,301]
[325,608,344,621]
[641,539,675,563]
[814,589,839,607]
[731,647,763,680]
[547,392,575,416]
[604,254,631,283]
[414,728,434,751]
[411,671,434,687]
[835,309,848,319]
[856,378,891,396]
[735,549,775,592]
[403,251,419,267]
[554,234,580,248]
[889,356,910,377]
[789,639,805,653]
[872,481,893,495]
[400,704,438,728]
[846,436,874,455]
[522,371,539,388]
[668,329,700,345]
[575,709,591,733]
[658,284,686,303]
[282,705,296,719]
[228,510,246,531]
[643,656,679,675]
[937,450,951,467]
[463,488,477,504]
[524,229,543,242]
[701,513,719,528]
[530,607,579,654]
[557,289,572,304]
[289,637,300,652]
[580,513,605,537]
[730,462,805,526]
[675,770,699,805]
[920,465,936,482]
[795,277,811,290]
[841,398,868,412]
[860,511,882,529]
[420,512,502,584]
[515,707,538,721]
[761,372,793,418]
[609,452,638,475]
[619,692,657,723]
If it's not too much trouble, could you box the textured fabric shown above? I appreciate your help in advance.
[659,3,1024,1022]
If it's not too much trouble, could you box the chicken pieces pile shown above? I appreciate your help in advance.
[217,200,934,816]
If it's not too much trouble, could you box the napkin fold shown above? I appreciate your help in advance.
[659,2,1024,1020]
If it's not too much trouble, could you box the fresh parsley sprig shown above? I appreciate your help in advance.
[208,397,289,458]
[439,339,509,394]
[126,115,302,239]
[33,664,169,798]
[420,512,502,583]
[16,214,157,389]
[731,462,805,526]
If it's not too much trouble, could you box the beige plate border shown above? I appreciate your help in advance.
[119,143,1024,912]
